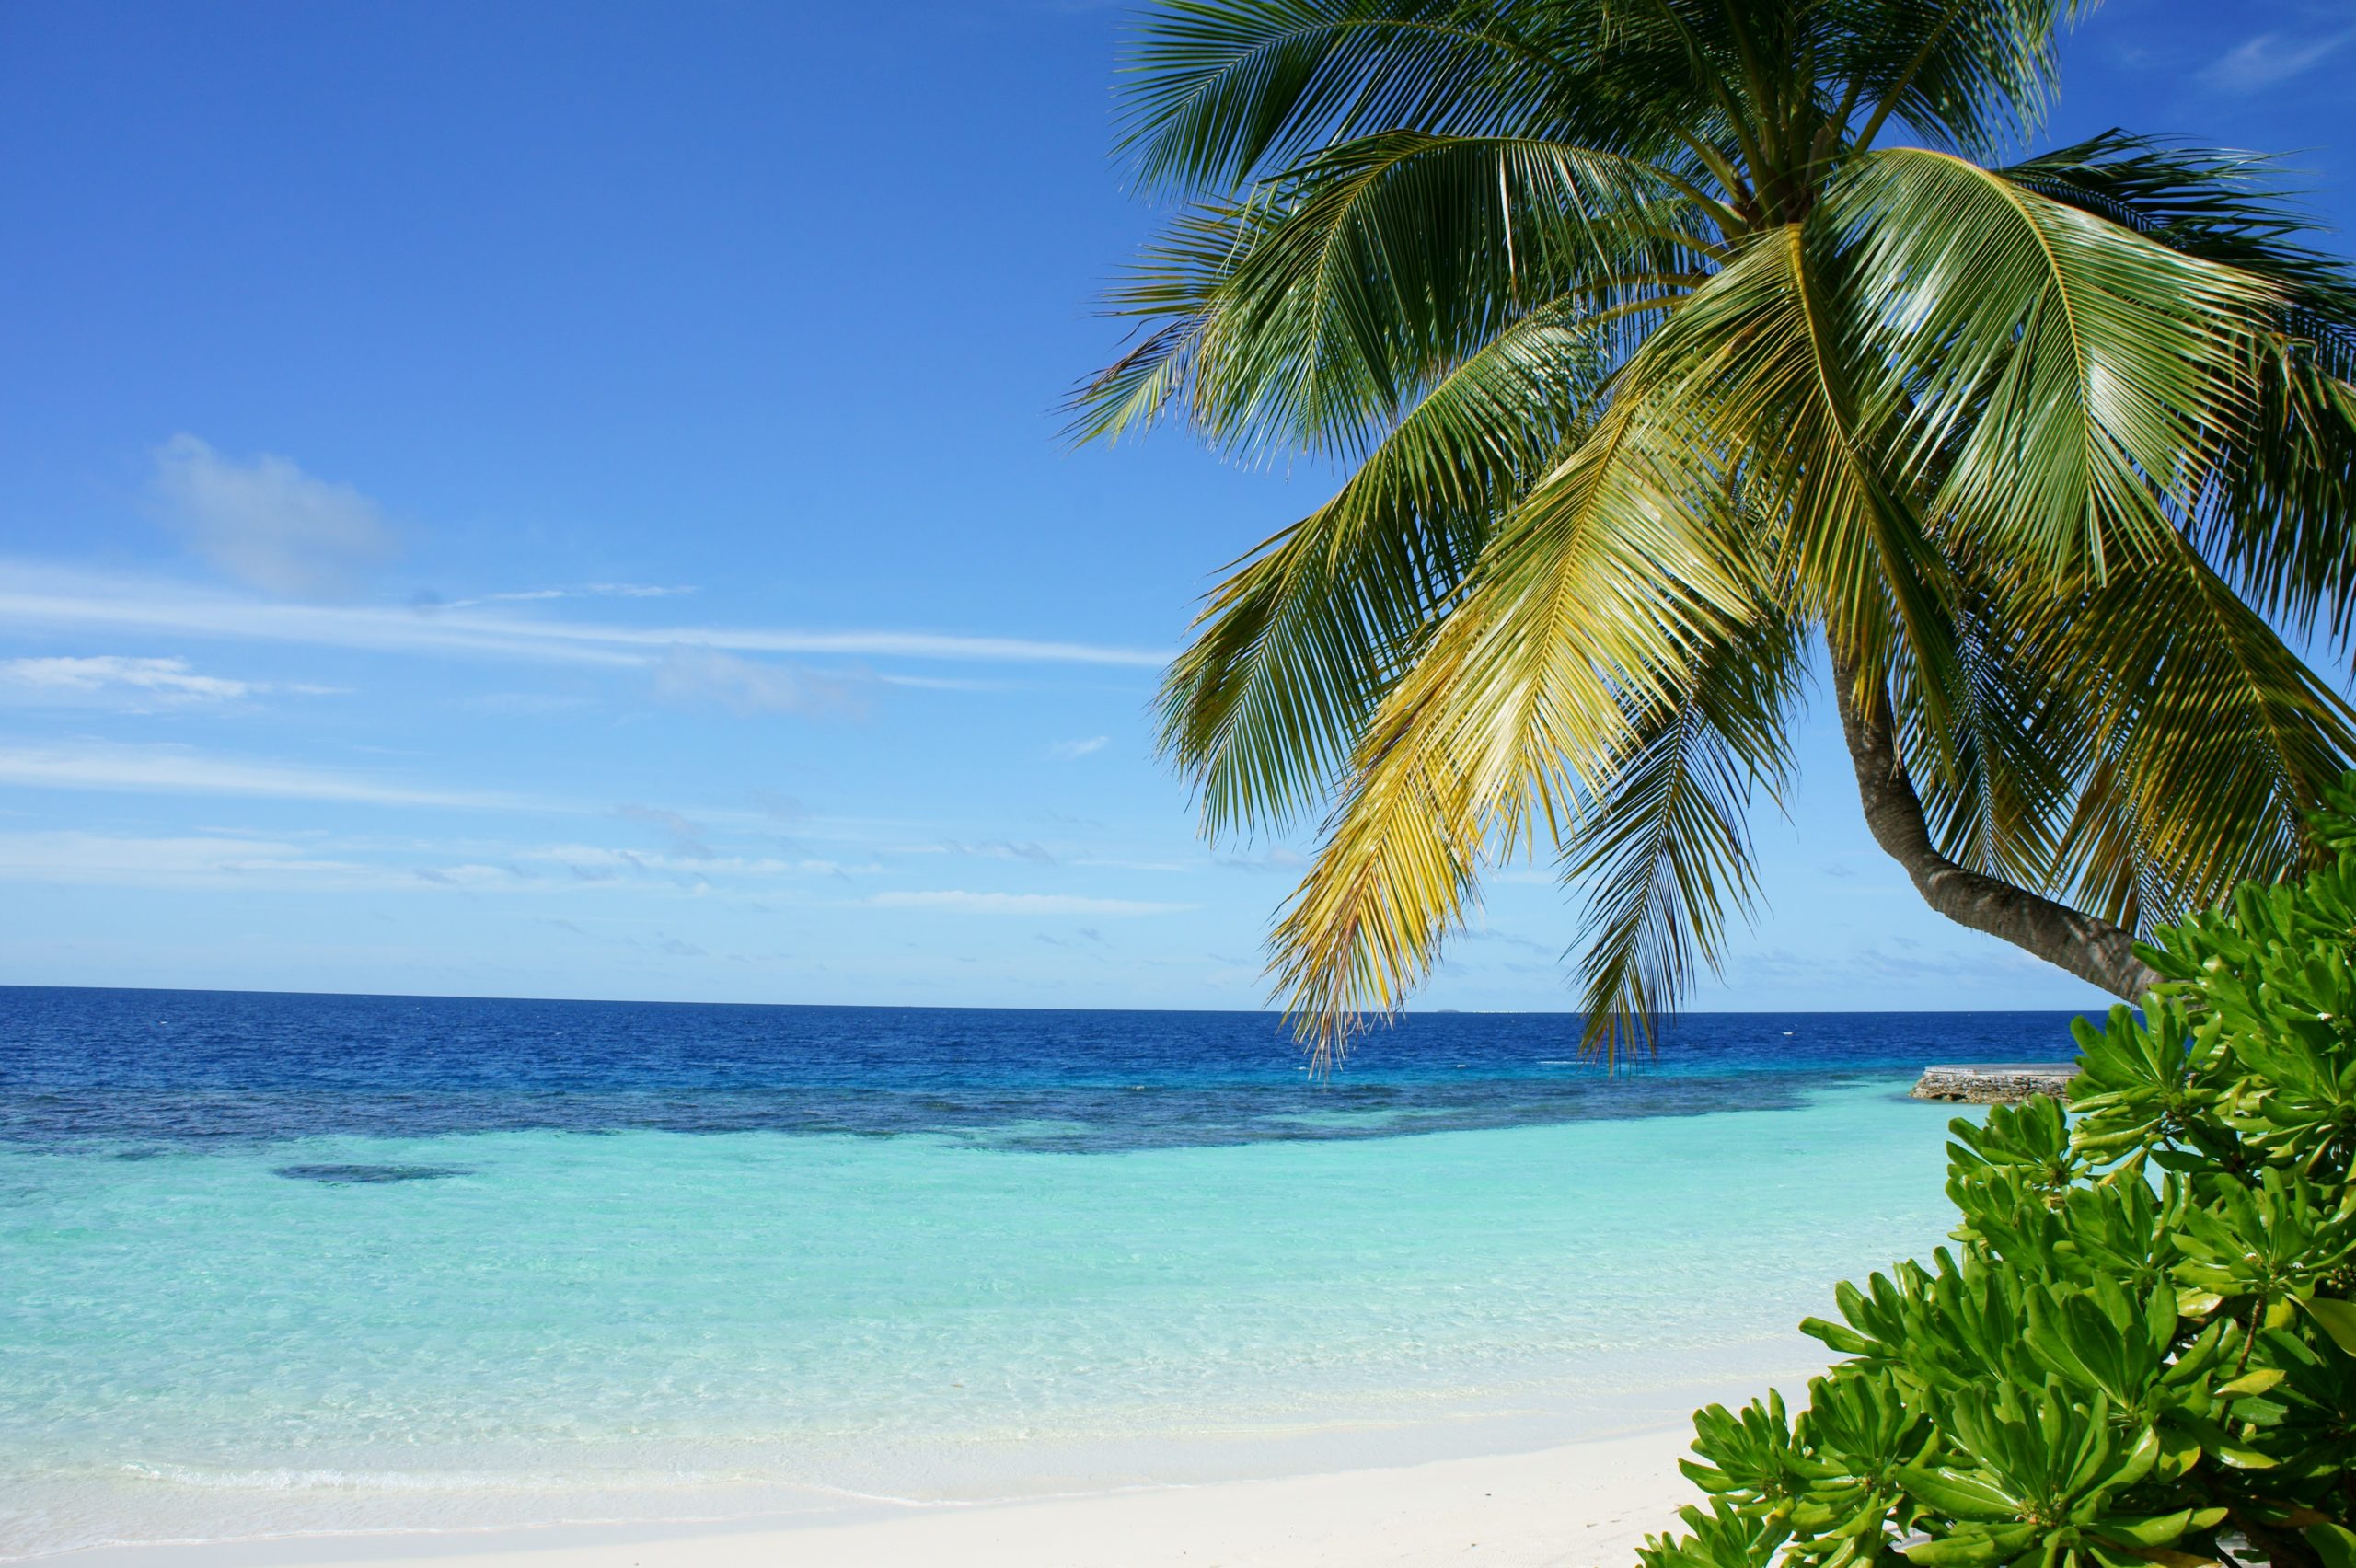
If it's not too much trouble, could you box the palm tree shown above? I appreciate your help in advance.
[1076,0,2356,1056]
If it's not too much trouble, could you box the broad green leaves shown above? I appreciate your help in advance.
[1648,816,2356,1568]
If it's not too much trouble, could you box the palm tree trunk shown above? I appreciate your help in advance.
[1826,640,2159,1003]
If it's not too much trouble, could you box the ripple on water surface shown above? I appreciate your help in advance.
[0,989,2091,1560]
[0,987,2086,1152]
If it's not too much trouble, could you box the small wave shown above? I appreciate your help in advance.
[116,1461,722,1493]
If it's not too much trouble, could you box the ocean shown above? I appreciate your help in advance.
[0,987,2100,1560]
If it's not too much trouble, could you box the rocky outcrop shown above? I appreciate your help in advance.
[1911,1063,2080,1104]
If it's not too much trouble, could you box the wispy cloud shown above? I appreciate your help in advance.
[0,741,544,811]
[151,435,398,597]
[1048,735,1109,759]
[613,802,714,859]
[461,691,595,716]
[1216,846,1308,874]
[0,561,1169,670]
[520,842,873,880]
[441,582,698,608]
[0,826,881,892]
[2200,28,2356,91]
[583,583,695,598]
[532,622,1165,666]
[877,673,1005,692]
[1733,941,2059,988]
[0,831,544,892]
[0,830,388,888]
[0,563,641,667]
[0,654,335,707]
[930,837,1061,865]
[649,645,875,718]
[867,890,1194,916]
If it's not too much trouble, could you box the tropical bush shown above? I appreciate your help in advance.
[1639,788,2356,1568]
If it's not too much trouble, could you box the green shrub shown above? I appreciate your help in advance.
[1638,788,2356,1568]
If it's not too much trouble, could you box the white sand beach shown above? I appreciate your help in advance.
[53,1427,1701,1568]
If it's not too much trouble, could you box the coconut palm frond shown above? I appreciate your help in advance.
[1829,148,2281,582]
[1119,0,1575,192]
[1887,570,2079,891]
[2001,131,2356,314]
[1825,0,2077,159]
[1992,131,2356,646]
[2041,541,2356,930]
[1565,606,1805,1061]
[2209,349,2356,643]
[1163,296,1622,836]
[1265,263,1795,1054]
[1090,0,2356,1046]
[1079,132,1707,460]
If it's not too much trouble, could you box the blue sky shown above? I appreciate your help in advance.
[0,0,2349,1013]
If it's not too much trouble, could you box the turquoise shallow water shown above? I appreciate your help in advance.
[0,991,2060,1560]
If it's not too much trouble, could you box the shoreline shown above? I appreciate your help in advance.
[9,1014,1971,1566]
[11,1350,1823,1565]
[47,1425,1704,1568]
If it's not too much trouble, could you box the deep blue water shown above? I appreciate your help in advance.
[0,986,2099,1152]
[2,986,2093,1556]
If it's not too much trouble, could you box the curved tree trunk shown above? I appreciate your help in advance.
[1826,640,2161,1003]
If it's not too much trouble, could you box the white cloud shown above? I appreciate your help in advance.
[613,802,714,859]
[0,655,255,704]
[933,837,1059,865]
[1216,846,1309,873]
[461,692,595,716]
[536,620,1163,667]
[2200,29,2356,91]
[445,583,698,608]
[0,741,542,811]
[151,435,398,598]
[0,561,1169,670]
[0,831,536,892]
[879,674,1004,692]
[0,825,877,893]
[517,842,849,879]
[0,830,385,887]
[650,645,875,717]
[867,890,1194,916]
[0,831,564,893]
[0,564,641,667]
[449,588,568,605]
[1049,735,1110,759]
[0,653,341,709]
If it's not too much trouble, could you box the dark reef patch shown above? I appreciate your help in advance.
[1,989,2100,1155]
[272,1163,468,1185]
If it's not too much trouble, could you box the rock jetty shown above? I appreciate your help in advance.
[1911,1063,2080,1103]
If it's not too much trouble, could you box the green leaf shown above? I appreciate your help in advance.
[2301,1296,2356,1355]
[2306,1521,2356,1568]
[2096,1511,2192,1549]
[1802,1317,1877,1357]
[1907,1531,2027,1568]
[1897,1468,2022,1521]
[1563,608,1806,1055]
[1678,1460,1737,1493]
